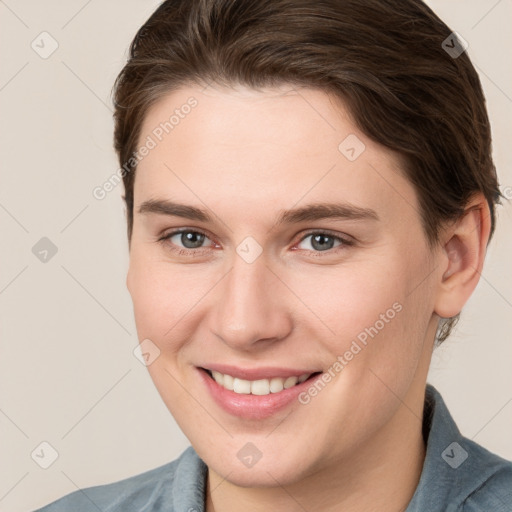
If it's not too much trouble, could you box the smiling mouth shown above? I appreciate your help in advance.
[202,368,322,396]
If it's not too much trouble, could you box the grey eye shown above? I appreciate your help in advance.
[298,233,342,252]
[171,231,207,249]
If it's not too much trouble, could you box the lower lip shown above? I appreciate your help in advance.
[198,368,321,420]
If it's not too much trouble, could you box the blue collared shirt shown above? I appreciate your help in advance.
[34,385,512,511]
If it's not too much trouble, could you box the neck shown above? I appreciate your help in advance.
[206,386,427,512]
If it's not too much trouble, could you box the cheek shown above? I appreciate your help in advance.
[289,257,409,344]
[127,256,213,419]
[127,251,207,342]
[294,247,432,378]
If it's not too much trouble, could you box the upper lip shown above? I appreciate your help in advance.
[200,364,321,380]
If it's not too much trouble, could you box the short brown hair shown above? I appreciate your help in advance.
[112,0,501,342]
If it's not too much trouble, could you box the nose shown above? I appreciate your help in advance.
[209,254,293,352]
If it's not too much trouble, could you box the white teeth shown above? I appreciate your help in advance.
[269,377,284,393]
[283,376,298,389]
[233,378,251,394]
[211,370,224,386]
[223,373,234,390]
[251,379,270,395]
[209,371,313,395]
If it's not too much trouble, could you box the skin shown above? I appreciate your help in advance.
[126,83,490,512]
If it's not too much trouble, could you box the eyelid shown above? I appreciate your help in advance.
[291,229,354,254]
[158,227,217,246]
[296,228,354,244]
[158,226,354,256]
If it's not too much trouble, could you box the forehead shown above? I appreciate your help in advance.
[134,84,418,227]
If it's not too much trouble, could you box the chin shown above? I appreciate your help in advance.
[200,440,314,488]
[215,460,305,488]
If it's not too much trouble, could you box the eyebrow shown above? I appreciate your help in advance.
[138,199,379,225]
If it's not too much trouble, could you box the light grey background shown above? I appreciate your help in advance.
[0,1,510,511]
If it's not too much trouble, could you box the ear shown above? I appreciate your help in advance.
[434,193,492,319]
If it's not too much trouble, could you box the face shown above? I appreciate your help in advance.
[127,84,442,487]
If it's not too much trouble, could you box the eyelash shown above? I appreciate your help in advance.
[157,228,354,257]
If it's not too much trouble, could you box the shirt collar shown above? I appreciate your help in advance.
[406,384,507,510]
